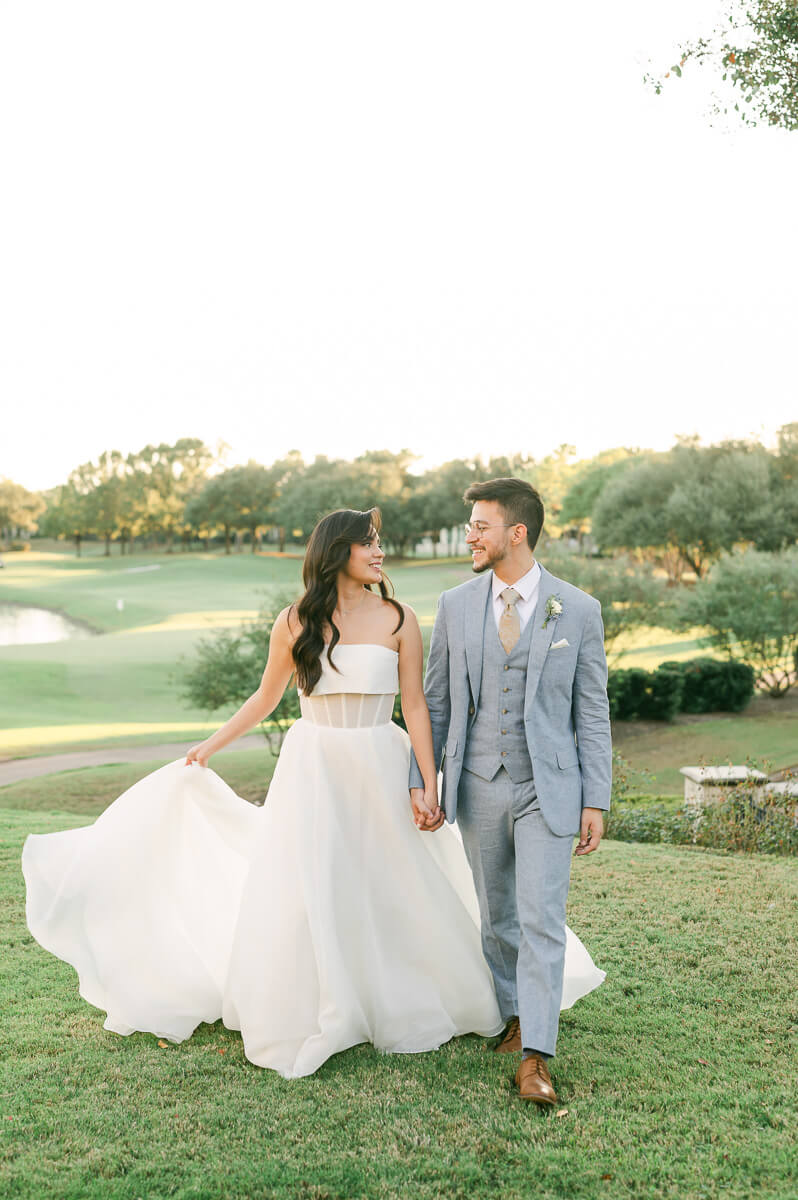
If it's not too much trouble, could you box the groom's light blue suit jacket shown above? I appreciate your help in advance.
[409,564,612,837]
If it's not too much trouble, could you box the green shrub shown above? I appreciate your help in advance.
[606,785,797,856]
[608,664,683,721]
[178,590,300,753]
[608,667,650,720]
[659,657,755,713]
[606,803,693,845]
[678,547,798,696]
[638,664,685,721]
[691,785,798,855]
[610,656,755,722]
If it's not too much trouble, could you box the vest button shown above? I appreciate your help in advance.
[503,687,509,693]
[501,751,507,757]
[469,705,475,715]
[501,729,507,735]
[502,708,508,714]
[504,664,510,671]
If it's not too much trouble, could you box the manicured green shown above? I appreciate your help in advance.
[2,806,796,1199]
[0,549,474,756]
[0,549,769,763]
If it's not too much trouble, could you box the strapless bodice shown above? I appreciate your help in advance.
[299,644,399,729]
[301,643,399,697]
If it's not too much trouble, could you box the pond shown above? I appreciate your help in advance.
[0,604,95,646]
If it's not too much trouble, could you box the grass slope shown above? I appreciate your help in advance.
[1,809,795,1200]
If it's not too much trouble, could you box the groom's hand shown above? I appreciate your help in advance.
[410,788,445,832]
[575,807,604,856]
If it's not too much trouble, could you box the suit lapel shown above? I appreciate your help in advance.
[465,572,492,702]
[525,564,560,711]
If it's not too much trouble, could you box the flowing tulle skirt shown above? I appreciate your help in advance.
[22,719,605,1078]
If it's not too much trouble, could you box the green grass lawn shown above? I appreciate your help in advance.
[2,549,796,794]
[0,750,277,814]
[1,797,795,1199]
[0,549,474,756]
[612,691,798,795]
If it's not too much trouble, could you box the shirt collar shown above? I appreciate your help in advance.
[492,560,540,603]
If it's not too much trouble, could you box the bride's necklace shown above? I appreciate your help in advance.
[336,590,368,617]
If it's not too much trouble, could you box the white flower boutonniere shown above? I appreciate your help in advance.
[542,594,563,629]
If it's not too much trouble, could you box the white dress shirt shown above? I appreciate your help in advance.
[490,561,541,634]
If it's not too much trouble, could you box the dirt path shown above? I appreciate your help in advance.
[0,735,263,787]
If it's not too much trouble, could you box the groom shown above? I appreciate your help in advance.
[409,477,611,1105]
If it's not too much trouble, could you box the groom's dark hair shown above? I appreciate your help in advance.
[463,477,544,551]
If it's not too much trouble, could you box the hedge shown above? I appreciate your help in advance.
[658,657,755,713]
[608,657,755,722]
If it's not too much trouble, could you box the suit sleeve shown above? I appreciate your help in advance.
[408,592,451,790]
[572,599,612,811]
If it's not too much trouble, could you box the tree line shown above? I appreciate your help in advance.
[1,441,577,558]
[2,425,797,574]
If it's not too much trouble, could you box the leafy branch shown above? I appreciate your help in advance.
[645,1,798,131]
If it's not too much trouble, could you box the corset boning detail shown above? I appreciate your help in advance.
[300,693,395,728]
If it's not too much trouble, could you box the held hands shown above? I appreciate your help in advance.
[185,740,214,768]
[410,787,445,833]
[575,807,604,856]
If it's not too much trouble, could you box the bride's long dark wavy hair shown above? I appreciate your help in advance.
[291,507,404,695]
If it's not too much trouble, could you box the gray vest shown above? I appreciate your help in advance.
[462,599,534,783]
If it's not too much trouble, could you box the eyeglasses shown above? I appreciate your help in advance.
[464,522,515,536]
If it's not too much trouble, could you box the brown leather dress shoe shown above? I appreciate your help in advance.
[493,1017,522,1054]
[515,1055,558,1105]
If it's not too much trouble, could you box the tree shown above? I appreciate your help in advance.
[39,474,95,556]
[772,421,798,542]
[179,593,300,752]
[131,438,215,551]
[647,0,798,131]
[185,473,240,554]
[270,452,420,544]
[559,450,640,528]
[222,461,279,552]
[411,459,479,556]
[264,451,305,551]
[521,445,579,538]
[349,450,421,555]
[592,440,793,578]
[85,452,128,556]
[0,479,45,541]
[542,549,667,664]
[271,457,358,541]
[677,548,798,695]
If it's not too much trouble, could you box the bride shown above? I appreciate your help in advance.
[22,507,604,1079]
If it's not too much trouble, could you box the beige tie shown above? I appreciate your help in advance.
[498,587,521,654]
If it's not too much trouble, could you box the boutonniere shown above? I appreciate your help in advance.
[542,594,563,629]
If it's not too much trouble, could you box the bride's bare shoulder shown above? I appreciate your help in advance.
[274,604,302,646]
[393,600,420,640]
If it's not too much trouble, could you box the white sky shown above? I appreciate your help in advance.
[2,0,796,491]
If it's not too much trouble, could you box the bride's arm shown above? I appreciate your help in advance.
[397,606,443,830]
[185,608,297,767]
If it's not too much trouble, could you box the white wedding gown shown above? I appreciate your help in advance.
[22,643,605,1079]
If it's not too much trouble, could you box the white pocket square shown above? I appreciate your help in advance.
[550,638,570,650]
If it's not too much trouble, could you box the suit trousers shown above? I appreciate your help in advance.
[456,766,573,1057]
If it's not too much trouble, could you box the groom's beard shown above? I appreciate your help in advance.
[470,541,511,574]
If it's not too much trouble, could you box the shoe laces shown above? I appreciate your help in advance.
[526,1055,550,1081]
[499,1018,520,1046]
